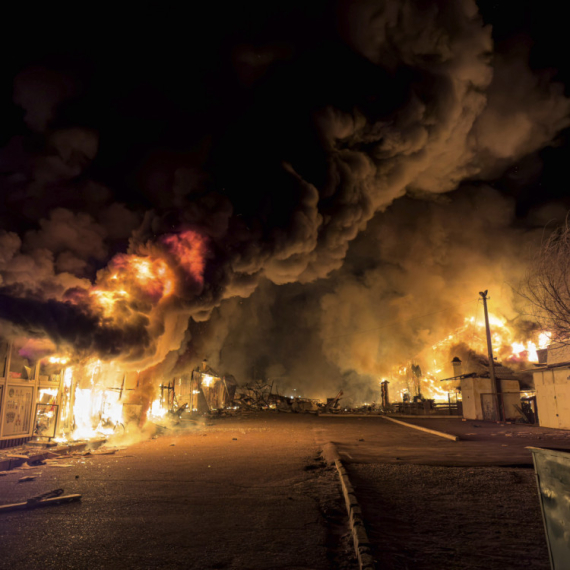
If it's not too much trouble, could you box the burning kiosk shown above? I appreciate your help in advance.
[0,335,144,448]
[157,360,237,416]
[190,359,237,413]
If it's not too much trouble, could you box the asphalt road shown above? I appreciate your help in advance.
[0,415,353,570]
[0,413,563,569]
[315,414,570,465]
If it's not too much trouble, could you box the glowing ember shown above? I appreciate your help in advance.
[202,374,215,388]
[149,398,167,419]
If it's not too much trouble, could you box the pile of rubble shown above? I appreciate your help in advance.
[230,383,347,414]
[0,438,119,476]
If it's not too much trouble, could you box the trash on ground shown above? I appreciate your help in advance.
[0,488,82,514]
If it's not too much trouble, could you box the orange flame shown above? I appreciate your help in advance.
[163,230,208,285]
[390,313,551,402]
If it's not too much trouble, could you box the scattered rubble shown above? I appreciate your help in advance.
[18,476,36,483]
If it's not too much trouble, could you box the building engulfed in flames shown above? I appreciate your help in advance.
[0,228,221,448]
[384,312,551,405]
[0,338,147,448]
[0,337,237,449]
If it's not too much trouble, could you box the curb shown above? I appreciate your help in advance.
[323,442,375,570]
[318,414,382,418]
[379,416,459,441]
[388,414,462,419]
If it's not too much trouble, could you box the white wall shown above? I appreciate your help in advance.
[534,368,570,429]
[461,377,520,420]
[547,344,570,365]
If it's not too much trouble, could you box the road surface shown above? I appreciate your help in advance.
[0,413,559,569]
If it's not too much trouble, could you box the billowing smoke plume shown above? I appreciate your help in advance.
[188,187,549,401]
[0,1,569,386]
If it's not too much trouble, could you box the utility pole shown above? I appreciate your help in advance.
[479,290,503,421]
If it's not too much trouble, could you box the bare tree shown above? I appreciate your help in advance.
[523,219,570,344]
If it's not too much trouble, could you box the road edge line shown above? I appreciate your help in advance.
[323,442,375,570]
[379,415,460,441]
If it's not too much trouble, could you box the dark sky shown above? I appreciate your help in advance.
[2,1,568,222]
[1,0,570,381]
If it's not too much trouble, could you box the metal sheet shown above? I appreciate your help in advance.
[529,447,570,569]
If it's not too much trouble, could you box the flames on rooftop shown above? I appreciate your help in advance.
[386,312,551,403]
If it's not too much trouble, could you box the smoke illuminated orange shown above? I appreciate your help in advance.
[163,230,207,285]
[390,313,551,401]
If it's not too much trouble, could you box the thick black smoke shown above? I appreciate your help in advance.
[0,1,569,382]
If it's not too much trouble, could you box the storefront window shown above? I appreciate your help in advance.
[39,359,64,384]
[8,339,37,380]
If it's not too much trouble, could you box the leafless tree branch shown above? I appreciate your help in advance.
[522,217,570,345]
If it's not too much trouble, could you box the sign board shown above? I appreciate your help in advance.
[2,386,34,437]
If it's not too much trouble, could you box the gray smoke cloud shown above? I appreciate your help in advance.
[0,0,569,387]
[201,188,549,401]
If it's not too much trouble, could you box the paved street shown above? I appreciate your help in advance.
[314,414,570,466]
[0,414,563,569]
[0,415,352,570]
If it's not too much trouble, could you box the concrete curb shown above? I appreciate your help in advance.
[379,415,460,441]
[318,414,382,418]
[322,442,375,570]
[388,414,462,419]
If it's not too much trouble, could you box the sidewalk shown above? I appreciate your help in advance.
[398,416,570,448]
[315,416,554,569]
[314,415,570,466]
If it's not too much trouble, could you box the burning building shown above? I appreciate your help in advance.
[0,331,243,449]
[151,359,237,417]
[1,0,570,436]
[382,308,549,421]
[0,335,148,448]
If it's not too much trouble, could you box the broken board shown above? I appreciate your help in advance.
[0,494,82,514]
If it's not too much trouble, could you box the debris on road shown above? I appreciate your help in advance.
[0,489,82,514]
[18,476,36,483]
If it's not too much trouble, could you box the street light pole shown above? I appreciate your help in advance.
[479,290,503,421]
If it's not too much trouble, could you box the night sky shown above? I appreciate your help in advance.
[1,1,570,397]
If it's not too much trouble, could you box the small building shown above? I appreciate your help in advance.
[530,343,570,430]
[444,358,524,421]
[171,360,237,414]
[0,337,62,448]
[461,375,520,421]
[1,334,143,448]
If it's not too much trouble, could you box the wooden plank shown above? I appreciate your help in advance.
[0,494,81,514]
